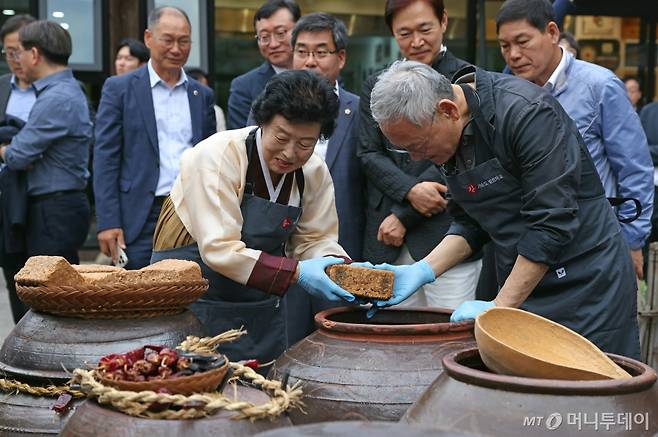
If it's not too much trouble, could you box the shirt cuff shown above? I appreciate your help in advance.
[516,230,561,266]
[246,252,298,297]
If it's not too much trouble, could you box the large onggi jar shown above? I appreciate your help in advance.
[269,306,475,423]
[403,347,658,436]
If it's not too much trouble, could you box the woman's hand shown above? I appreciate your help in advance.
[297,257,356,302]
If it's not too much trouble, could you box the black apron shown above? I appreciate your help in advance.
[444,84,640,359]
[151,140,304,366]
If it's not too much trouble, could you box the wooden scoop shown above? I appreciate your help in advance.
[474,307,631,380]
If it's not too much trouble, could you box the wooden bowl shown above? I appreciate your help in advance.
[98,356,229,395]
[474,307,631,380]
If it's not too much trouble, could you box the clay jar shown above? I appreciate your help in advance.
[0,310,204,436]
[269,306,475,423]
[403,347,658,436]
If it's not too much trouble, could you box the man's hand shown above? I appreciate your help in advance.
[97,228,126,264]
[630,248,644,280]
[377,214,406,247]
[406,181,448,217]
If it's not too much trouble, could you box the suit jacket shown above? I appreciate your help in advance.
[0,74,28,259]
[228,62,275,129]
[357,50,471,264]
[93,65,216,245]
[327,88,365,260]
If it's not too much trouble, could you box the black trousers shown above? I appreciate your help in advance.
[26,191,90,264]
[2,251,28,323]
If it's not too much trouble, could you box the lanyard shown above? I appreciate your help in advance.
[255,128,286,202]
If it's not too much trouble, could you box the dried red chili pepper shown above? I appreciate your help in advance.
[158,348,178,367]
[98,354,127,371]
[176,357,190,371]
[158,366,173,379]
[145,351,161,365]
[124,347,145,366]
[239,359,260,370]
[133,359,156,376]
[103,368,126,381]
[51,393,73,414]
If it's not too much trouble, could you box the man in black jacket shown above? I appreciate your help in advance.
[0,14,36,323]
[357,0,481,309]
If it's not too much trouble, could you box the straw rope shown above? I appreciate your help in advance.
[70,367,303,420]
[0,378,84,398]
[176,328,247,354]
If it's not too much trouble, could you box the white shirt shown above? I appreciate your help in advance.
[147,60,193,196]
[543,47,568,92]
[313,82,340,161]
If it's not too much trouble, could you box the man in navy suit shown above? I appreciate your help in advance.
[291,12,364,260]
[227,0,300,129]
[94,6,216,269]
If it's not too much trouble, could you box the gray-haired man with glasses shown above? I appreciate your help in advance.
[227,0,300,129]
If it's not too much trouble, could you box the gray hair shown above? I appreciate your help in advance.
[370,60,455,127]
[147,6,191,31]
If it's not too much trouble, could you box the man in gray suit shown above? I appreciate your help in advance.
[0,14,36,323]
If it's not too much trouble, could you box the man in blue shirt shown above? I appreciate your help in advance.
[0,20,92,264]
[497,0,654,280]
[0,14,36,323]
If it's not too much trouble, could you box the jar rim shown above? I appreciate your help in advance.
[443,347,657,395]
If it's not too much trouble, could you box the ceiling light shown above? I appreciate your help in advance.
[60,22,69,30]
[52,11,64,18]
[2,10,16,16]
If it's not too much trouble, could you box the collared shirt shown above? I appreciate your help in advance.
[542,47,568,93]
[147,60,193,196]
[271,64,287,75]
[546,52,654,249]
[5,75,36,122]
[4,69,91,196]
[313,82,340,161]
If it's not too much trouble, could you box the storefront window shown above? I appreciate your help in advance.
[40,0,101,71]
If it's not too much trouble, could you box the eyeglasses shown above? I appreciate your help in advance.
[255,28,289,45]
[294,48,337,60]
[386,113,436,155]
[1,47,21,61]
[157,36,191,49]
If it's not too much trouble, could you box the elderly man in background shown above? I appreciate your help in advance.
[497,0,653,280]
[365,60,640,359]
[94,6,216,269]
[228,0,300,129]
[0,20,92,267]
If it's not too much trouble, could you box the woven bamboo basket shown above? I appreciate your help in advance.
[15,280,208,319]
[97,356,229,395]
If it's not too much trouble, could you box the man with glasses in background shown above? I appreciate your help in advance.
[94,6,216,269]
[0,14,35,324]
[227,0,300,129]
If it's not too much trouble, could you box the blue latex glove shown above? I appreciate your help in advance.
[297,257,355,302]
[366,260,436,317]
[450,300,495,322]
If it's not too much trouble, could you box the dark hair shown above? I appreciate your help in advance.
[559,31,579,57]
[253,0,301,29]
[0,14,36,41]
[623,76,641,85]
[252,70,338,140]
[385,0,445,33]
[185,67,207,82]
[148,6,191,30]
[291,12,348,51]
[496,0,555,33]
[116,38,149,63]
[19,20,71,65]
